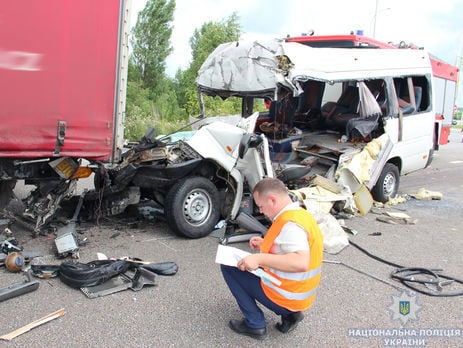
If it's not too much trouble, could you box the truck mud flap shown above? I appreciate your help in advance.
[0,180,16,210]
[140,261,178,276]
[80,267,157,298]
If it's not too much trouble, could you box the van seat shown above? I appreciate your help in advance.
[322,86,359,130]
[400,86,423,114]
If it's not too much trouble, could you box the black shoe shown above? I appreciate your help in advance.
[229,319,267,340]
[276,311,304,333]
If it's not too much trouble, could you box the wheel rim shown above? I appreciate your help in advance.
[182,189,212,226]
[382,172,396,197]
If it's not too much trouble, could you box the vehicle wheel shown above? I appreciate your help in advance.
[371,163,399,203]
[165,176,220,238]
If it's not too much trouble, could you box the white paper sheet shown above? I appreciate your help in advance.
[215,245,281,286]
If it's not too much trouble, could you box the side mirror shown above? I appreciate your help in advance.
[238,134,252,159]
[238,134,263,159]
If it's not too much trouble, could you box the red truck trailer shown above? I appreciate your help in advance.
[0,0,131,232]
[286,34,459,147]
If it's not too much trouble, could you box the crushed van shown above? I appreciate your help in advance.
[196,38,436,205]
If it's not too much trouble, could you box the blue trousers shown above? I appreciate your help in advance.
[220,264,292,329]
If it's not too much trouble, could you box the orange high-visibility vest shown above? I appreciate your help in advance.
[260,209,323,311]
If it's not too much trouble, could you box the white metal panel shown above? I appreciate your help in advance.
[442,80,457,125]
[431,76,456,126]
[281,43,432,82]
[186,121,244,171]
[433,76,446,116]
[112,0,132,163]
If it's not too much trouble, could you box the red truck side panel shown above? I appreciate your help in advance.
[0,0,121,160]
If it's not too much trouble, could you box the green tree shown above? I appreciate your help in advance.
[131,0,175,93]
[126,8,245,140]
[177,13,242,117]
[126,0,183,140]
[126,69,184,141]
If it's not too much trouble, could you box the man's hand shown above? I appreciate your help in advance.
[249,236,263,250]
[237,254,260,271]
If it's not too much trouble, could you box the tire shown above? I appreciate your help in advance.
[165,176,220,238]
[371,163,400,203]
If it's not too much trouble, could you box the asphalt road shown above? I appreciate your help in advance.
[1,129,462,347]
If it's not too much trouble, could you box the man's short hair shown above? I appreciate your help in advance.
[253,177,287,196]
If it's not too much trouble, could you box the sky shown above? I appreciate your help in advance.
[131,0,463,106]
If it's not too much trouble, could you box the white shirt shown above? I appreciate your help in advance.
[271,202,310,255]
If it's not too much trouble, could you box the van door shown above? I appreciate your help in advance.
[383,75,434,174]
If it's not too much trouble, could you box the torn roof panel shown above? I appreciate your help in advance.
[196,39,283,96]
[196,39,433,98]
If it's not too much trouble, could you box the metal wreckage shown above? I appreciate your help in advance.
[0,238,179,302]
[1,37,453,301]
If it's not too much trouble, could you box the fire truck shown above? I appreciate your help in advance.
[286,34,459,148]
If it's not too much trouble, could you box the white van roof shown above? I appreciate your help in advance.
[196,39,432,97]
[283,42,432,81]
